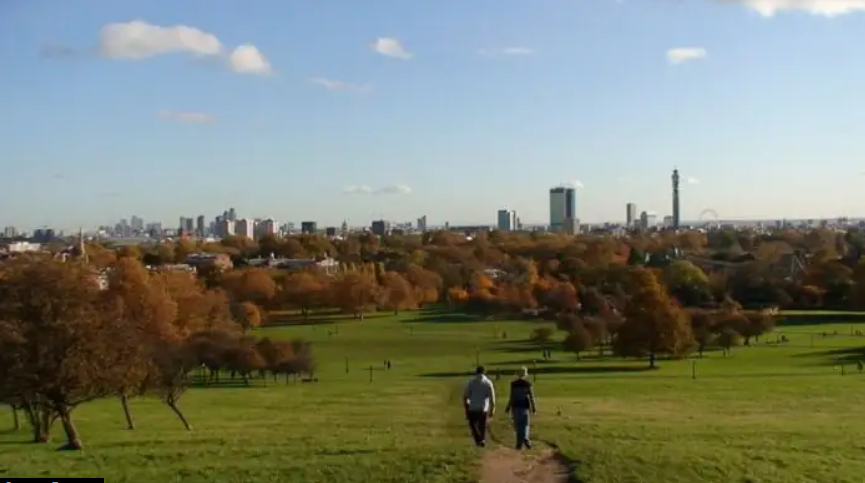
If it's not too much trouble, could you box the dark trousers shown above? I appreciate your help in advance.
[466,410,488,445]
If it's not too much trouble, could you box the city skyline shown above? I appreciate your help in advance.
[3,1,865,231]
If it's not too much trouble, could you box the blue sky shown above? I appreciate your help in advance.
[2,0,865,231]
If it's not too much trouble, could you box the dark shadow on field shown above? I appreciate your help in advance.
[265,312,391,327]
[316,448,379,456]
[779,313,865,326]
[419,365,653,379]
[793,346,865,366]
[402,313,480,324]
[493,340,560,354]
[403,308,537,324]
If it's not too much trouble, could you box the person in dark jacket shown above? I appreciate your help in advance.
[504,366,536,450]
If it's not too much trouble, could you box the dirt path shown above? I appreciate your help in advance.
[480,447,571,483]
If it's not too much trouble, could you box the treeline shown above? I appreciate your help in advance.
[550,270,777,366]
[83,226,865,312]
[0,257,314,450]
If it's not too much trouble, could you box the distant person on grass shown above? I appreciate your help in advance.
[505,366,537,450]
[463,365,496,448]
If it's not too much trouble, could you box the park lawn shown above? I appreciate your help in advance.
[2,310,865,482]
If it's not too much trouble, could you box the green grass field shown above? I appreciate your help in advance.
[3,310,865,482]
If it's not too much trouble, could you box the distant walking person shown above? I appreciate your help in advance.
[463,365,496,447]
[505,366,537,450]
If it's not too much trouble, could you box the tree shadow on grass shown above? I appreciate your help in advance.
[780,313,865,326]
[316,448,379,456]
[401,313,481,324]
[402,309,537,325]
[419,365,653,379]
[792,346,865,366]
[266,313,391,327]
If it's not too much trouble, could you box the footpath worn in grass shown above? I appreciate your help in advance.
[3,310,865,482]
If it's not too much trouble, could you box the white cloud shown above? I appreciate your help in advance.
[376,184,412,194]
[100,20,222,59]
[372,37,413,60]
[156,109,213,124]
[99,20,271,75]
[227,44,272,75]
[343,184,412,195]
[562,180,585,189]
[309,77,371,93]
[667,47,707,65]
[687,177,700,185]
[721,0,865,16]
[479,47,536,57]
[343,185,374,194]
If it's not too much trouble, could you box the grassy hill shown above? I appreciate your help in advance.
[2,310,865,482]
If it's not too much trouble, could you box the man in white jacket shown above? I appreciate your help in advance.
[463,365,496,447]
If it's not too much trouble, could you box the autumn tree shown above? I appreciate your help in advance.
[404,264,443,306]
[563,323,594,360]
[281,271,326,319]
[223,268,277,307]
[381,271,417,315]
[329,272,379,320]
[689,310,718,357]
[614,267,695,368]
[235,301,263,333]
[102,257,178,430]
[0,258,137,449]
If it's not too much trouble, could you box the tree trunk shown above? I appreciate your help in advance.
[58,407,83,450]
[11,406,20,431]
[35,407,53,443]
[166,401,193,431]
[120,395,135,430]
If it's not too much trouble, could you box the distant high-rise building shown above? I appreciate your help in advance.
[640,211,657,230]
[130,215,144,233]
[663,215,674,228]
[371,220,390,236]
[196,215,206,237]
[417,215,428,233]
[626,203,637,228]
[235,218,254,239]
[227,207,237,221]
[145,222,163,237]
[672,169,680,230]
[178,217,194,236]
[497,209,517,231]
[301,221,317,234]
[259,218,278,238]
[215,219,235,238]
[3,226,18,238]
[549,186,576,233]
[325,226,337,237]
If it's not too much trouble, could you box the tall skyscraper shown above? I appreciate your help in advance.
[626,203,637,228]
[260,218,278,238]
[235,219,254,239]
[215,218,235,238]
[196,215,206,237]
[549,186,576,233]
[497,209,517,231]
[416,215,427,233]
[130,215,144,233]
[672,169,680,230]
